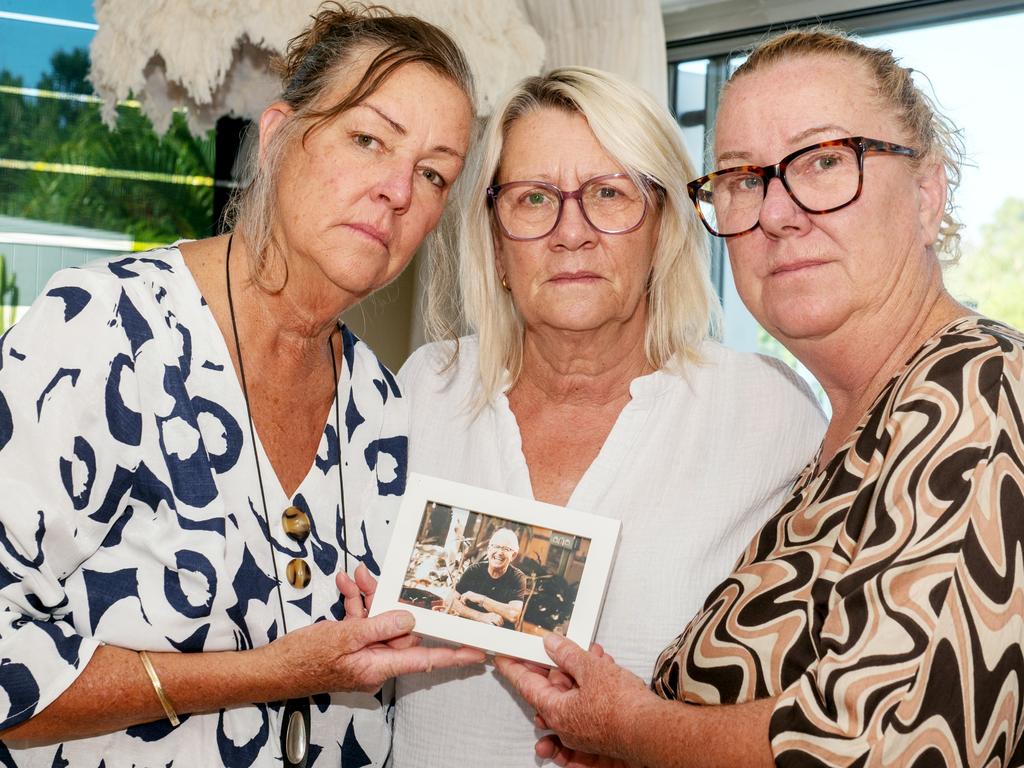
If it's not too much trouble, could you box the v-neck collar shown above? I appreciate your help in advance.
[492,367,668,509]
[167,243,349,502]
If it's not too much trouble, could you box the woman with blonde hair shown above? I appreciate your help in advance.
[499,28,1024,768]
[390,66,825,767]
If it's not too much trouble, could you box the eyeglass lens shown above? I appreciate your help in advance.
[494,175,646,239]
[696,143,862,236]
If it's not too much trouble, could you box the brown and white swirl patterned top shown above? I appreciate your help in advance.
[653,316,1024,767]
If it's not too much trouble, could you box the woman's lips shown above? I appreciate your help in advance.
[770,260,829,276]
[345,223,390,248]
[548,271,601,283]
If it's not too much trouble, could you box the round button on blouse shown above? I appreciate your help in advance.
[282,506,311,542]
[286,558,311,589]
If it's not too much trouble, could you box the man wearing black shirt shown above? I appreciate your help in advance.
[453,528,528,629]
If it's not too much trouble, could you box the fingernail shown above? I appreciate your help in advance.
[544,633,564,653]
[395,612,415,632]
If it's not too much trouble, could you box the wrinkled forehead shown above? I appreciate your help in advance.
[308,44,469,122]
[714,54,896,162]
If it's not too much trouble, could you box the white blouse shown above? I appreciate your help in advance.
[390,336,827,768]
[0,246,406,767]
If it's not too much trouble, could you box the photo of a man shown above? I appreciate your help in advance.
[398,501,589,637]
[450,528,528,628]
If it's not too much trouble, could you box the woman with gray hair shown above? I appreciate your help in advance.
[390,66,825,766]
[0,4,482,766]
[498,28,1024,768]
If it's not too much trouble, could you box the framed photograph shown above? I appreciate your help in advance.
[370,473,621,666]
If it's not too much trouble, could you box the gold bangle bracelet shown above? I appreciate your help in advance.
[138,650,181,727]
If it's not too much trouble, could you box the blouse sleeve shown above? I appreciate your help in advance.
[0,268,141,729]
[768,339,1024,767]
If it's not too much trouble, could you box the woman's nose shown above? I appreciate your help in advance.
[757,177,811,237]
[549,196,597,250]
[373,162,413,214]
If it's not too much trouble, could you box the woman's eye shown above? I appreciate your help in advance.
[421,168,447,189]
[806,151,847,174]
[513,188,556,208]
[814,154,842,171]
[354,133,380,150]
[596,186,618,199]
[731,175,761,193]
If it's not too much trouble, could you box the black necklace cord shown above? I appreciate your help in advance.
[328,339,350,576]
[226,235,352,629]
[225,234,291,635]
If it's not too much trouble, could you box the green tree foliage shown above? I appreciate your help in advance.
[0,252,18,333]
[38,49,91,95]
[946,198,1024,332]
[0,48,216,243]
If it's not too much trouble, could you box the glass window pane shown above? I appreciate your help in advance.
[673,58,708,171]
[867,14,1024,332]
[0,1,217,330]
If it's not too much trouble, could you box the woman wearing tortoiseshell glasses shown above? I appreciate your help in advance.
[497,27,1024,768]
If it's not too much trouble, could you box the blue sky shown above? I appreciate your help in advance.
[0,1,96,87]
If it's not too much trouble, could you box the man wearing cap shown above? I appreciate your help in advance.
[452,528,529,629]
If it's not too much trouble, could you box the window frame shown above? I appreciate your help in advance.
[665,0,1024,64]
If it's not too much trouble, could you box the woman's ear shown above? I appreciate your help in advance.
[916,159,948,249]
[494,247,513,293]
[258,101,294,161]
[493,230,508,286]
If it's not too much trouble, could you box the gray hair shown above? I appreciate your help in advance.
[489,528,520,553]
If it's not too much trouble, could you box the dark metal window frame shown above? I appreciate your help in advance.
[667,0,1024,63]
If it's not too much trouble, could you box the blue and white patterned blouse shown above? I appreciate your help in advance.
[0,245,407,767]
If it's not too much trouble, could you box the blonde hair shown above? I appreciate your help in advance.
[432,66,719,403]
[725,26,965,262]
[223,2,475,289]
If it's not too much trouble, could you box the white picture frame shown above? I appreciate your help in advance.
[370,473,621,666]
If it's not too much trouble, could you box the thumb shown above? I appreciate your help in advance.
[544,633,589,681]
[340,610,415,652]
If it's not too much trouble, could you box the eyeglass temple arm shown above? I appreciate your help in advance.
[861,138,919,157]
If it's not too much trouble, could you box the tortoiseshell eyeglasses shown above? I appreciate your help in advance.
[687,136,919,238]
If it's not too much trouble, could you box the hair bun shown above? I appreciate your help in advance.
[273,2,390,85]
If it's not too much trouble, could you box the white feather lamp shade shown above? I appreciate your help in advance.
[89,0,547,135]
